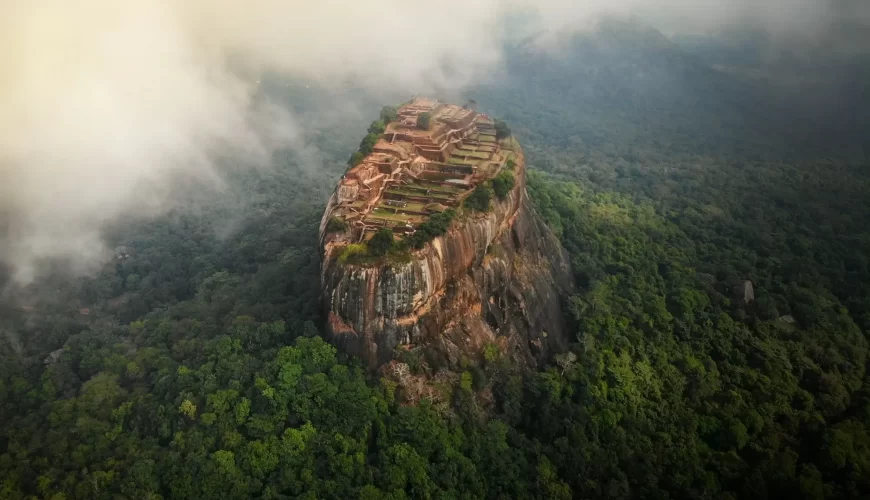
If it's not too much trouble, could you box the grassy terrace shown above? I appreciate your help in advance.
[409,183,465,195]
[387,182,462,194]
[457,144,495,152]
[384,179,467,203]
[386,186,456,196]
[376,201,428,213]
[415,182,464,193]
[385,187,423,196]
[386,190,455,201]
[368,209,420,223]
[403,202,428,212]
[452,141,495,161]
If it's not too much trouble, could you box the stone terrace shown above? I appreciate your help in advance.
[329,98,512,243]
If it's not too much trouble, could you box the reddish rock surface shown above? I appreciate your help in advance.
[320,146,574,371]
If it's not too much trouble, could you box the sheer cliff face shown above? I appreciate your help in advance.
[320,152,574,371]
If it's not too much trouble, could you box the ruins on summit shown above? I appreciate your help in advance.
[319,99,573,372]
[325,97,514,243]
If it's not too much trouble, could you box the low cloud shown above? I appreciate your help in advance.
[0,0,867,283]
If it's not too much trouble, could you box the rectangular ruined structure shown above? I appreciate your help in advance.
[328,98,511,242]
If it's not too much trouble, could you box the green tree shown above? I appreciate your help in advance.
[368,228,395,256]
[494,119,511,140]
[380,106,398,124]
[417,112,431,130]
[491,171,515,199]
[464,185,492,212]
[348,151,365,167]
[179,399,197,420]
[326,217,348,233]
[358,132,379,156]
[368,120,386,135]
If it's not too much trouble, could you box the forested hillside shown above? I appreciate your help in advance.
[2,23,869,499]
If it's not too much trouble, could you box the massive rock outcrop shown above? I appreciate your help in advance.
[319,147,574,371]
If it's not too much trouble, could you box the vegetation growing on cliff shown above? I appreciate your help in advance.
[462,169,513,210]
[379,105,398,124]
[491,171,515,199]
[367,228,395,256]
[325,216,347,233]
[334,207,459,264]
[494,119,511,140]
[403,209,457,250]
[464,184,492,212]
[346,105,397,167]
[338,242,368,263]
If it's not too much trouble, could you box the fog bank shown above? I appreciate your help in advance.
[1,0,867,282]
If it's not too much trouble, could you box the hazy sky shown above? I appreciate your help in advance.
[0,0,867,282]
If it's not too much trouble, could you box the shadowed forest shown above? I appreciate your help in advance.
[2,21,869,499]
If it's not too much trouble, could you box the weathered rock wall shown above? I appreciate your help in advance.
[320,154,574,370]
